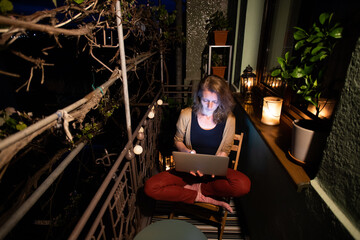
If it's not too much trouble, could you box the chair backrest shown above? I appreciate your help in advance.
[230,133,244,170]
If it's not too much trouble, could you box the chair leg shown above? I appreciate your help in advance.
[219,211,228,240]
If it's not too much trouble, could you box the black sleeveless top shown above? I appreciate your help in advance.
[190,112,225,155]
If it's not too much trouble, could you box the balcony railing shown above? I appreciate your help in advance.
[69,91,163,240]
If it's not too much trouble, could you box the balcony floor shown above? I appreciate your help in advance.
[150,199,249,240]
[139,179,250,240]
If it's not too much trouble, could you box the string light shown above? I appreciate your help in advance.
[133,145,143,155]
[157,99,163,105]
[148,106,155,119]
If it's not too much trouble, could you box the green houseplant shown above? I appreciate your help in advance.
[271,12,343,117]
[211,52,227,78]
[205,10,230,45]
[271,12,343,165]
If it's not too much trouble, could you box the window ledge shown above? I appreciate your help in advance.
[234,94,310,192]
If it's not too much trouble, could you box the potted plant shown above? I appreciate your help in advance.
[211,52,227,78]
[271,12,343,165]
[205,10,230,45]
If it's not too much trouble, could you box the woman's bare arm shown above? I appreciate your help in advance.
[175,141,194,153]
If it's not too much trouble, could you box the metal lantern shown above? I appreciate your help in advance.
[241,65,256,104]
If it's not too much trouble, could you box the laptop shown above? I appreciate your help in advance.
[172,151,229,176]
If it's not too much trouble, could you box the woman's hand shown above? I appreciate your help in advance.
[216,151,228,157]
[190,170,215,178]
[175,141,196,154]
[190,170,203,177]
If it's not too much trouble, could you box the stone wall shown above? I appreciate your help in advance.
[317,36,360,229]
[185,0,227,84]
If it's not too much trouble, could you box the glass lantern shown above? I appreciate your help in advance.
[241,65,256,104]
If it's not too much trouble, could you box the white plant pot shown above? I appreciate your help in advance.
[290,119,328,164]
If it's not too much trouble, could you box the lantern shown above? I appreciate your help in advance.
[241,65,256,104]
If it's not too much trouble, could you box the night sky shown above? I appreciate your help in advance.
[11,0,177,15]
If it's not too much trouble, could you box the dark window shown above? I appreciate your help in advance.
[256,0,360,120]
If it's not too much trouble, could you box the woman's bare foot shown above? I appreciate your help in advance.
[184,183,233,213]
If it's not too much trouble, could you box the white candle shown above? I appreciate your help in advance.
[261,97,283,125]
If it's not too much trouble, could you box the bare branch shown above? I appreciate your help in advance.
[0,70,20,78]
[0,15,92,45]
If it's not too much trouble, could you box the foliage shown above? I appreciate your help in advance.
[98,96,120,119]
[0,109,34,139]
[0,2,180,236]
[271,12,343,117]
[151,5,185,48]
[0,0,13,14]
[205,10,230,33]
[212,52,225,66]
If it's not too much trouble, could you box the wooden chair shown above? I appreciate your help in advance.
[169,133,244,240]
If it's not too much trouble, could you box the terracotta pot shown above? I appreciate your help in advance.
[212,66,227,78]
[213,30,228,45]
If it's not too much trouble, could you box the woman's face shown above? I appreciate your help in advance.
[200,89,219,116]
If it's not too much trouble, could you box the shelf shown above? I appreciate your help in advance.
[208,45,233,82]
[234,94,311,192]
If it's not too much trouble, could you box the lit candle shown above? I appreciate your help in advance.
[307,99,336,119]
[261,97,283,125]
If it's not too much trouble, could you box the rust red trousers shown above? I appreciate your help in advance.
[144,168,251,204]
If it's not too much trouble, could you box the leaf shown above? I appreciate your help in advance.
[311,46,326,55]
[310,51,327,62]
[294,29,307,40]
[285,51,290,61]
[52,0,57,7]
[313,79,318,88]
[278,57,286,71]
[291,67,305,78]
[319,53,328,60]
[282,71,291,79]
[0,0,13,14]
[304,64,314,75]
[304,47,312,55]
[319,13,330,25]
[304,96,317,106]
[295,40,306,50]
[329,27,343,38]
[312,37,323,44]
[16,123,27,131]
[271,69,281,77]
[304,77,309,86]
[316,32,325,39]
[307,34,318,43]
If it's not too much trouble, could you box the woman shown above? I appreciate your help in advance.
[144,75,251,212]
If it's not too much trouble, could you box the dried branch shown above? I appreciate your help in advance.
[0,15,92,45]
[10,50,54,91]
[0,70,20,78]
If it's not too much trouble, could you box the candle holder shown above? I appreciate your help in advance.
[307,98,336,119]
[241,65,256,104]
[261,96,283,125]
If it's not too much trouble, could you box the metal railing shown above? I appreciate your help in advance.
[69,91,163,240]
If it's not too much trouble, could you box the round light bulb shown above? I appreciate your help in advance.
[157,99,163,105]
[133,145,143,155]
[137,132,144,140]
[125,149,135,160]
[148,110,155,119]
